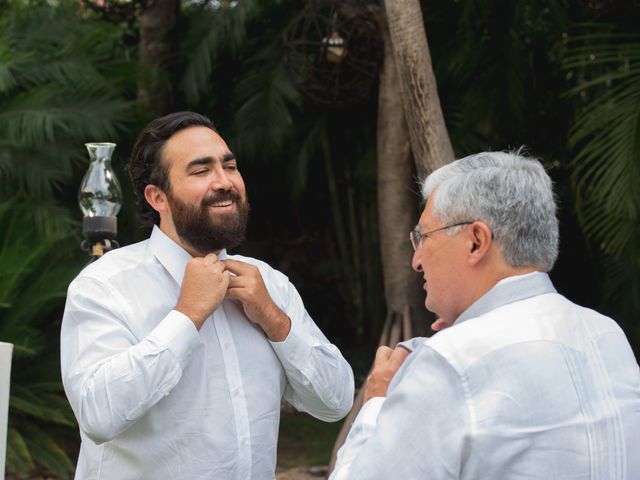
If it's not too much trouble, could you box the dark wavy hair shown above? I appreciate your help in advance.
[128,112,217,226]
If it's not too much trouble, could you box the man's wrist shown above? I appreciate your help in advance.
[261,305,291,341]
[175,304,206,330]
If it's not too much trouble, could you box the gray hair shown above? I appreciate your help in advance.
[421,150,559,271]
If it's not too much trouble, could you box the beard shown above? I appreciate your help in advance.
[168,189,250,254]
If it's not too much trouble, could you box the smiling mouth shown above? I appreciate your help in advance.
[209,200,234,208]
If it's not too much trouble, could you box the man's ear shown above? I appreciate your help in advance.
[468,221,493,265]
[144,184,169,215]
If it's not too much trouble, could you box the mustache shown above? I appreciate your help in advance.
[201,189,242,207]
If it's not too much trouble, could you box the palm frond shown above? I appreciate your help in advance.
[180,0,261,105]
[564,26,640,258]
[232,38,302,162]
[23,423,75,478]
[600,249,640,311]
[0,195,81,476]
[0,1,135,201]
[285,115,328,199]
[10,386,76,427]
[0,31,23,93]
[6,428,34,475]
[0,3,131,477]
[0,87,131,145]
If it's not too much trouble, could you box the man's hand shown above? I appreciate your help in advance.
[176,253,229,330]
[223,259,291,341]
[363,346,410,403]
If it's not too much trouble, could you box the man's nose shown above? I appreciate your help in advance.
[210,166,233,191]
[412,248,423,272]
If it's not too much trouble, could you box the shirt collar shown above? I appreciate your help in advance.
[148,225,228,286]
[455,271,556,325]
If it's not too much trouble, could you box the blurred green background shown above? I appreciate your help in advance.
[1,0,638,477]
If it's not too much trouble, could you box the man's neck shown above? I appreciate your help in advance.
[454,269,554,325]
[461,265,542,322]
[494,265,542,284]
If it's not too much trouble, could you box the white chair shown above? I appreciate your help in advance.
[0,342,13,480]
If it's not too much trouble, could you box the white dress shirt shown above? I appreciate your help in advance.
[331,272,640,479]
[61,226,354,480]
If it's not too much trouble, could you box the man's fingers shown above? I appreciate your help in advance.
[364,346,406,402]
[223,259,254,275]
[192,253,225,273]
[213,262,227,274]
[374,346,393,365]
[375,345,406,365]
[203,253,220,264]
[225,285,239,300]
[389,346,409,369]
[227,275,243,288]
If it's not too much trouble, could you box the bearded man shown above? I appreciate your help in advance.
[61,112,354,480]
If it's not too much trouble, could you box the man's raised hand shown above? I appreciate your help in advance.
[363,346,410,403]
[176,253,229,330]
[223,259,291,341]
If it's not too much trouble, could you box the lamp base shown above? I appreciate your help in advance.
[81,238,120,259]
[82,216,119,260]
[83,216,117,241]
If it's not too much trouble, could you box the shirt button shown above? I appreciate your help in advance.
[187,348,192,356]
[240,437,247,446]
[289,353,296,360]
[224,342,230,350]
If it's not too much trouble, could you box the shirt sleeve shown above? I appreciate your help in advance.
[60,275,202,444]
[330,345,470,479]
[266,271,354,422]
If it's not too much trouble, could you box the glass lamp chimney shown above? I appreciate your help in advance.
[79,142,122,217]
[79,143,122,255]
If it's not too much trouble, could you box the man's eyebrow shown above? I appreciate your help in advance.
[186,157,213,170]
[222,152,236,163]
[185,153,236,170]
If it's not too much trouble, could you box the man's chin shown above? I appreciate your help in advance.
[425,296,438,316]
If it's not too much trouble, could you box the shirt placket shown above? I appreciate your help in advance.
[214,305,252,480]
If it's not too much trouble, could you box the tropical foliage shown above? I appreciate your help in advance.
[0,2,136,475]
[0,0,638,476]
[563,23,640,344]
[0,199,80,477]
[0,3,134,211]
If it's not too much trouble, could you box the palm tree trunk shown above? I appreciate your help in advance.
[330,3,457,472]
[138,0,179,115]
[376,21,428,337]
[382,0,455,177]
[328,17,434,475]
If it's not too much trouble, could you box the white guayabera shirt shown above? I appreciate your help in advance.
[61,226,354,480]
[331,272,640,480]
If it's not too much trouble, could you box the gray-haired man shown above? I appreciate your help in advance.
[331,150,640,479]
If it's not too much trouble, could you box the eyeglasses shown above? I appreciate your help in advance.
[409,222,472,251]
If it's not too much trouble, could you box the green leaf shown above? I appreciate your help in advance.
[10,386,75,427]
[23,423,75,478]
[180,0,261,105]
[6,427,35,474]
[564,25,640,257]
